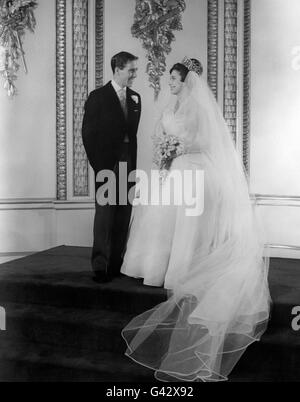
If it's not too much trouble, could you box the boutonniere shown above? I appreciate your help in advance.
[131,95,139,104]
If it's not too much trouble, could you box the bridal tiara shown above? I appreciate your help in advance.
[182,57,203,76]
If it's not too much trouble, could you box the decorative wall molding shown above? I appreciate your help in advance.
[223,0,238,143]
[267,244,300,252]
[0,198,57,204]
[73,0,89,197]
[254,195,300,201]
[266,244,300,259]
[254,194,300,208]
[1,194,299,211]
[0,199,95,211]
[243,0,251,174]
[0,252,35,257]
[56,0,67,201]
[207,0,218,100]
[95,0,104,88]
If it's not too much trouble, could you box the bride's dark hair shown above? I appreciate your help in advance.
[170,63,189,82]
[170,58,203,82]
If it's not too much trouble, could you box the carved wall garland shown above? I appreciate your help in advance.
[207,0,218,100]
[56,0,67,201]
[243,0,251,175]
[223,0,238,144]
[72,0,89,197]
[132,0,186,100]
[0,0,38,97]
[95,0,104,88]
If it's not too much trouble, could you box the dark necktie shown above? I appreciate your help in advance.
[119,88,128,119]
[118,88,129,142]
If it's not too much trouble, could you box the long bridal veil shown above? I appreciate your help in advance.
[121,72,271,382]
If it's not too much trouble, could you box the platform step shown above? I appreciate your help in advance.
[0,339,154,382]
[0,246,299,382]
[0,302,135,354]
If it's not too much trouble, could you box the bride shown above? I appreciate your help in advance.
[120,58,271,382]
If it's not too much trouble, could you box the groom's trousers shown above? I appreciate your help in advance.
[91,142,134,277]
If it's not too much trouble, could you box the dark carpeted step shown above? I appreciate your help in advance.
[0,276,167,315]
[0,277,297,328]
[0,302,299,382]
[0,358,281,382]
[269,296,300,330]
[0,335,297,382]
[0,339,155,382]
[230,326,300,382]
[0,246,299,327]
[2,302,300,357]
[0,246,299,382]
[0,302,135,354]
[267,259,300,328]
[0,246,167,314]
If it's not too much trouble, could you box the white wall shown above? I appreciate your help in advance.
[250,0,300,257]
[0,0,58,261]
[250,0,300,196]
[0,0,56,200]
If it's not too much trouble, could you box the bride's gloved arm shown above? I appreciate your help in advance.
[182,101,210,154]
[155,119,165,137]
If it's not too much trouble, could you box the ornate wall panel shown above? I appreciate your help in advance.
[95,0,104,88]
[223,0,238,143]
[243,0,251,174]
[56,0,67,201]
[207,0,218,100]
[73,0,89,197]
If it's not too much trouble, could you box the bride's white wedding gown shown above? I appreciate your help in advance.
[120,72,271,382]
[121,103,223,289]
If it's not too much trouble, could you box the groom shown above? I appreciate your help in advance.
[82,52,141,282]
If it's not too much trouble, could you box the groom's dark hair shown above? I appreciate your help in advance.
[111,52,138,73]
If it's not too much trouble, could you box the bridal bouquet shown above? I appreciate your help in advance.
[153,132,185,180]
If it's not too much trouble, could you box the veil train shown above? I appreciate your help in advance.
[121,72,271,382]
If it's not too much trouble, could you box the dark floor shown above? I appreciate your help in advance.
[0,246,299,382]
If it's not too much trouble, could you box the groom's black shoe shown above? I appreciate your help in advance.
[92,257,112,283]
[108,260,123,278]
[93,271,112,283]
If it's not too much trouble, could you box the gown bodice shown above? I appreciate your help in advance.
[158,98,210,154]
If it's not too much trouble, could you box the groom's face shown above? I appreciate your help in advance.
[115,60,138,88]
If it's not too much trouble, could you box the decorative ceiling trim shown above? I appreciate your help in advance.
[56,0,67,201]
[223,0,238,143]
[207,0,218,100]
[72,0,89,197]
[95,0,104,88]
[243,0,251,175]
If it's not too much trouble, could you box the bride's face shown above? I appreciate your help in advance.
[169,70,184,96]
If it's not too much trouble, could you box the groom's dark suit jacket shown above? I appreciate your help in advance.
[82,81,141,275]
[82,81,141,185]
